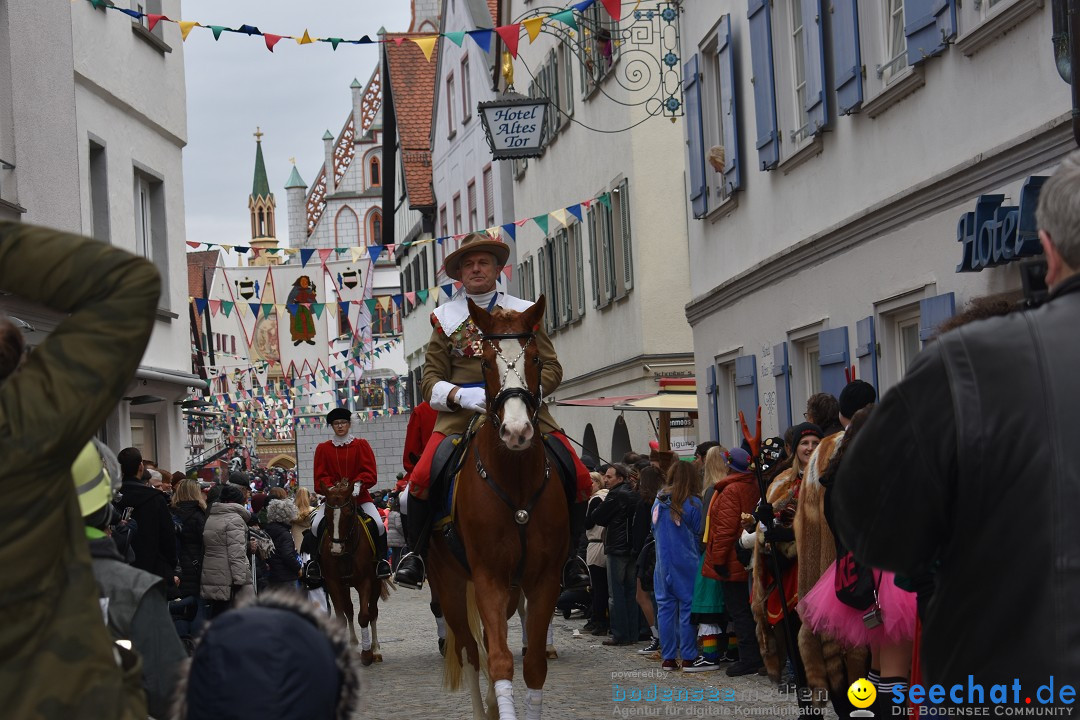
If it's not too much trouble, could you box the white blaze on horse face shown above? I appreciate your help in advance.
[496,345,534,450]
[330,506,343,555]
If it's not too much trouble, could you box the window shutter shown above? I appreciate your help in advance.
[904,0,957,66]
[483,168,494,227]
[601,203,615,304]
[919,292,955,343]
[772,342,792,435]
[574,225,586,318]
[855,316,878,391]
[831,0,863,114]
[537,250,552,332]
[706,365,720,442]
[559,232,571,324]
[747,0,779,171]
[550,49,562,134]
[817,326,850,399]
[734,355,759,426]
[800,0,829,135]
[618,180,633,291]
[683,55,708,218]
[716,15,742,194]
[588,205,600,307]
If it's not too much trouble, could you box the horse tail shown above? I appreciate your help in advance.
[443,623,463,691]
[379,578,393,602]
[441,580,487,691]
[466,581,487,678]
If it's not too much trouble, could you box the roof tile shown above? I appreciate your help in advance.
[384,33,438,208]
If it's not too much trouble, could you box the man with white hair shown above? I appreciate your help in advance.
[833,151,1080,707]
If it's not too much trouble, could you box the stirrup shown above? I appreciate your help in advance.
[561,555,591,590]
[394,552,426,589]
[376,559,392,579]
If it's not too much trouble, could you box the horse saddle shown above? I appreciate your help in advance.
[542,433,578,505]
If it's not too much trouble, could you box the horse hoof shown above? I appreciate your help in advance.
[374,654,383,663]
[546,646,558,660]
[360,650,374,666]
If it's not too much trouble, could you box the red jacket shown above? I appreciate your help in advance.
[313,437,377,504]
[703,471,761,583]
[400,401,437,491]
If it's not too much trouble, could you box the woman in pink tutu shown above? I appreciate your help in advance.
[798,404,917,706]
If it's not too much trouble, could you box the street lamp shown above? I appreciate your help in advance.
[478,91,551,160]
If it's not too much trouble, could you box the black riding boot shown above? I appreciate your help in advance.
[374,530,392,579]
[394,496,431,589]
[561,500,591,590]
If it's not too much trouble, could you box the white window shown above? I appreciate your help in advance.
[461,56,472,122]
[446,73,457,137]
[877,299,922,392]
[452,193,461,234]
[467,180,478,230]
[789,0,810,142]
[579,2,620,95]
[897,316,921,377]
[134,173,152,260]
[882,0,907,84]
[701,32,729,206]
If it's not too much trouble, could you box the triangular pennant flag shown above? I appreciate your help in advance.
[350,247,365,263]
[326,37,342,50]
[296,30,313,45]
[194,298,208,314]
[364,299,377,313]
[318,248,333,264]
[178,21,199,40]
[598,193,612,209]
[249,303,261,318]
[368,245,384,263]
[392,294,405,309]
[221,301,234,317]
[146,14,167,33]
[581,198,593,209]
[468,29,493,53]
[495,24,521,58]
[550,208,569,228]
[234,246,249,255]
[551,9,578,30]
[405,291,416,305]
[523,16,544,43]
[264,34,284,52]
[357,35,373,44]
[573,0,597,11]
[600,0,623,21]
[431,287,441,303]
[503,265,513,280]
[378,296,392,311]
[186,241,201,249]
[442,283,455,298]
[277,304,290,318]
[416,289,429,305]
[208,299,221,316]
[515,218,530,227]
[445,31,466,47]
[567,203,583,222]
[385,243,397,259]
[312,303,325,319]
[533,214,549,235]
[300,248,315,267]
[501,223,517,241]
[262,303,274,319]
[236,25,261,36]
[209,26,227,40]
[410,36,438,62]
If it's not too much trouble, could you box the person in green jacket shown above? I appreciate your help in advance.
[0,222,160,720]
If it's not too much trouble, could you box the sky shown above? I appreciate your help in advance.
[182,1,413,248]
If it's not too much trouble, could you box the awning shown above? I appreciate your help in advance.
[613,393,700,413]
[555,394,652,408]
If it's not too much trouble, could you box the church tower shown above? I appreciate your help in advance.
[248,128,280,266]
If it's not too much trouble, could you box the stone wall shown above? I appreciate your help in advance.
[295,412,411,495]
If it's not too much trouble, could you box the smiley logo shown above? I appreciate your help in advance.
[848,678,877,710]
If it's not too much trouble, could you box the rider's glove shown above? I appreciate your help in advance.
[456,387,487,413]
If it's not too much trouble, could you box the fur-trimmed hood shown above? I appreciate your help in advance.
[170,590,361,720]
[266,498,299,525]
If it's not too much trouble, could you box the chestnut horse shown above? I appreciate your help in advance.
[430,296,567,720]
[321,482,390,665]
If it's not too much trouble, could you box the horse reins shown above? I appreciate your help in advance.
[324,494,361,559]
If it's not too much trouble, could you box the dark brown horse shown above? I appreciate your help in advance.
[429,296,567,720]
[321,482,390,665]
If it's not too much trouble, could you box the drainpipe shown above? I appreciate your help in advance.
[1058,0,1080,146]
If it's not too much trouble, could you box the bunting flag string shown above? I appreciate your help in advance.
[83,0,609,56]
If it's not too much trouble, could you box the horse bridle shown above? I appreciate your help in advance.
[324,494,360,556]
[479,331,544,430]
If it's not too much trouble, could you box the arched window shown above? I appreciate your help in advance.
[611,416,632,464]
[334,205,360,247]
[368,210,382,246]
[257,209,265,237]
[370,157,381,187]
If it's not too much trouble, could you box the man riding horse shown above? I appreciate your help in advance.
[312,408,392,579]
[394,232,592,591]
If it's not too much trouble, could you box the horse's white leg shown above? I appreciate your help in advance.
[360,624,371,652]
[463,662,486,720]
[493,679,516,720]
[524,688,543,720]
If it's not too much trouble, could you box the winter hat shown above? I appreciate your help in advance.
[326,407,351,425]
[838,380,877,420]
[228,470,249,488]
[725,447,752,473]
[789,422,824,442]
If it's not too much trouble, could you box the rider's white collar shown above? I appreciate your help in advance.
[432,291,534,335]
[330,434,355,447]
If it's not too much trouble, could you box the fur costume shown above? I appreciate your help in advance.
[793,432,868,707]
[751,468,800,683]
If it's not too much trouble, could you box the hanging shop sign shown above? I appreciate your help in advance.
[479,92,551,160]
[956,175,1047,273]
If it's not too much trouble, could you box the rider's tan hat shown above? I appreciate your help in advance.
[443,233,510,281]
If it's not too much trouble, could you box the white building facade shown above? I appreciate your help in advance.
[1,0,200,469]
[680,0,1072,448]
[502,0,696,462]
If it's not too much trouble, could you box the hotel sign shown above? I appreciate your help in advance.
[956,175,1046,273]
[479,93,550,160]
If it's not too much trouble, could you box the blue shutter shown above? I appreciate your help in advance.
[717,15,742,194]
[734,354,759,427]
[801,0,828,135]
[684,55,708,218]
[904,0,957,66]
[818,327,850,399]
[747,0,779,171]
[831,0,863,114]
[855,316,878,391]
[706,365,720,442]
[772,342,792,435]
[919,292,956,343]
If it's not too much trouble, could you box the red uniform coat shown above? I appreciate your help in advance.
[313,437,377,504]
[702,470,761,583]
[400,401,437,491]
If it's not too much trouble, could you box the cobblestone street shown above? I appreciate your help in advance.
[350,585,836,720]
